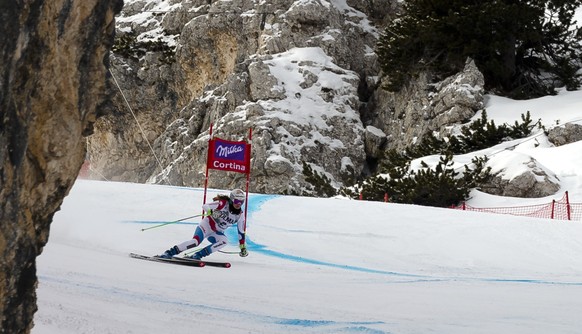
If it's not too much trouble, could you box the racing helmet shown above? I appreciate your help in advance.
[230,188,245,204]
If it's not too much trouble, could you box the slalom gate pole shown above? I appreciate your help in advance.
[140,214,204,232]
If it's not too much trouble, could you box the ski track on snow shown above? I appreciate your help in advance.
[128,194,582,287]
[37,274,387,333]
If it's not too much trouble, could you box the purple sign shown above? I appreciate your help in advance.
[214,141,245,161]
[207,137,251,174]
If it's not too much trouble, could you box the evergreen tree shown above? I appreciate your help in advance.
[347,112,538,207]
[302,162,337,197]
[377,0,582,98]
[385,153,492,207]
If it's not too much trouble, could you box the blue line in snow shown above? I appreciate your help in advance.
[248,241,425,277]
[242,194,423,277]
[242,194,582,286]
[127,191,582,286]
[38,274,388,332]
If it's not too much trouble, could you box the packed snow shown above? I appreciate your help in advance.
[33,88,582,333]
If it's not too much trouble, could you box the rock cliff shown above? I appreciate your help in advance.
[0,0,122,332]
[91,0,443,193]
[91,0,561,198]
[93,0,480,192]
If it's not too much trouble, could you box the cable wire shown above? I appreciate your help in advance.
[109,69,169,184]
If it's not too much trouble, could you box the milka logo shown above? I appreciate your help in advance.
[216,144,243,158]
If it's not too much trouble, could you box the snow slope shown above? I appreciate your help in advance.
[34,177,582,334]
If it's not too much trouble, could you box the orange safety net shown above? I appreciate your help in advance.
[453,192,582,221]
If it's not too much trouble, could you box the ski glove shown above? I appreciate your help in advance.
[207,209,222,220]
[239,244,248,257]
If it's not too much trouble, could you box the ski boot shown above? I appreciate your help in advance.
[159,245,180,259]
[188,247,210,260]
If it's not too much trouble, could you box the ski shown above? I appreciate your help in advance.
[129,253,231,268]
[177,256,232,268]
[130,253,205,267]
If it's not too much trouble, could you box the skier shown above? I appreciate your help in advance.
[159,188,249,260]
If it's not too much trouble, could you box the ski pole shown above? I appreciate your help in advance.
[218,250,240,255]
[140,214,204,232]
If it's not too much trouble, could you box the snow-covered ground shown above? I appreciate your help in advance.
[33,88,582,334]
[34,178,582,334]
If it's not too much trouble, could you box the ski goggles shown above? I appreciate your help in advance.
[232,199,245,206]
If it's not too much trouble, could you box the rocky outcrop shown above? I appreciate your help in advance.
[0,1,122,333]
[94,0,386,193]
[364,58,485,152]
[547,123,582,146]
[151,47,367,193]
[483,152,561,198]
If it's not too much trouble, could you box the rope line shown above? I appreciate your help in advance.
[88,164,111,181]
[83,135,110,181]
[109,69,169,185]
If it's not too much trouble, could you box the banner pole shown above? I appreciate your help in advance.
[203,123,213,205]
[243,128,252,235]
